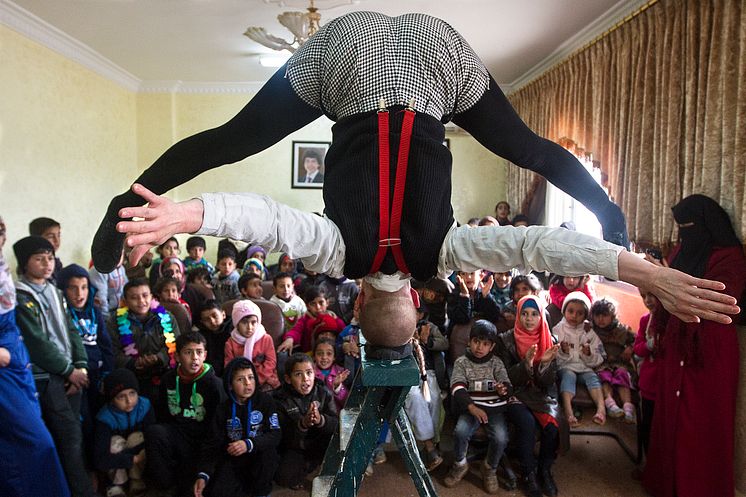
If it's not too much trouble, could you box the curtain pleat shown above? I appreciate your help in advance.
[507,0,745,247]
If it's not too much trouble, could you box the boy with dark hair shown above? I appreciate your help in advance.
[197,300,232,378]
[194,357,281,497]
[269,271,307,332]
[238,271,265,300]
[184,236,214,274]
[273,352,338,490]
[212,251,240,304]
[28,216,63,285]
[109,277,181,401]
[94,368,155,497]
[451,269,502,326]
[277,286,345,355]
[13,236,96,497]
[445,319,512,493]
[146,331,224,495]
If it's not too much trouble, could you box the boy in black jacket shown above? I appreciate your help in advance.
[196,300,231,378]
[194,357,281,497]
[273,353,338,490]
[145,332,224,496]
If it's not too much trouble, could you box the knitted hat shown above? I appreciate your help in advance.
[12,236,54,272]
[561,290,592,314]
[232,299,262,327]
[243,257,265,275]
[246,246,267,259]
[311,314,342,337]
[186,236,206,251]
[469,319,498,342]
[104,368,139,400]
[59,263,90,290]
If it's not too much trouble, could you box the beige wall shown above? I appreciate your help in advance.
[1,24,504,270]
[1,25,138,269]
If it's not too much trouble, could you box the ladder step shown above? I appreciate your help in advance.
[340,407,361,451]
[311,475,334,497]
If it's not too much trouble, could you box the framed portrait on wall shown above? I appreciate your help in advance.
[292,141,330,189]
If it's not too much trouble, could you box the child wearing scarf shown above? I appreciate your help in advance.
[195,357,281,497]
[224,299,280,391]
[496,295,560,497]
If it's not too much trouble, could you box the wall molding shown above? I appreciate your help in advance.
[507,0,650,93]
[138,81,266,94]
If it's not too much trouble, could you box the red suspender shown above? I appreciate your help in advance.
[369,104,415,275]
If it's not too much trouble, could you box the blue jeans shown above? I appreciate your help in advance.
[558,369,601,395]
[453,410,508,469]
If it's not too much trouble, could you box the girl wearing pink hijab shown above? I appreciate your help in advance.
[224,300,280,390]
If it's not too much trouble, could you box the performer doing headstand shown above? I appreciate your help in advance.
[93,12,739,355]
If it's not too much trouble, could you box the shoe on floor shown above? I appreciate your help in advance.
[480,460,499,494]
[522,470,542,497]
[605,398,624,418]
[424,449,443,472]
[623,402,637,424]
[373,448,387,465]
[443,461,469,488]
[540,467,558,497]
[106,486,126,497]
[365,462,374,476]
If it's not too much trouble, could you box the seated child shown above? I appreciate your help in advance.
[269,272,307,332]
[277,287,345,354]
[273,353,338,490]
[155,276,192,320]
[310,313,344,346]
[212,251,241,304]
[224,299,280,390]
[186,266,213,291]
[242,257,266,280]
[246,246,270,280]
[496,295,560,497]
[418,278,451,332]
[633,289,660,454]
[444,320,512,493]
[194,357,281,497]
[451,269,502,326]
[148,237,180,288]
[238,272,265,300]
[183,236,215,274]
[547,274,595,327]
[553,291,606,426]
[337,296,362,382]
[94,368,155,497]
[590,298,637,423]
[500,274,543,327]
[197,300,231,378]
[109,278,181,401]
[490,270,514,311]
[405,312,448,472]
[312,338,349,411]
[146,332,224,495]
[28,217,63,284]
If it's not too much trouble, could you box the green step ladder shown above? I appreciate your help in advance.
[311,342,440,497]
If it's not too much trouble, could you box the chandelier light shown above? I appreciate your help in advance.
[244,0,322,53]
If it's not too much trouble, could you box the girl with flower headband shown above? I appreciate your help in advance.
[495,295,561,497]
[0,215,70,496]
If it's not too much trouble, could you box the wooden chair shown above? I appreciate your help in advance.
[261,280,275,300]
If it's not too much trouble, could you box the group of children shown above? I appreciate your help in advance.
[2,214,658,497]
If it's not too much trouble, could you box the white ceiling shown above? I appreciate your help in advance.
[3,0,647,92]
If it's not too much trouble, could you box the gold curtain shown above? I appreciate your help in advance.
[507,0,746,247]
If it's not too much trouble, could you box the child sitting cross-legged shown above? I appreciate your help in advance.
[224,299,280,391]
[94,368,155,497]
[312,338,349,411]
[553,291,606,426]
[194,357,281,497]
[444,320,513,494]
[274,353,338,490]
[197,300,231,378]
[145,332,224,496]
[590,298,637,423]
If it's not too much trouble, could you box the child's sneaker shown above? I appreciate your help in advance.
[106,486,126,497]
[481,460,499,494]
[424,448,443,472]
[623,402,637,424]
[605,397,624,418]
[373,447,387,465]
[443,461,469,487]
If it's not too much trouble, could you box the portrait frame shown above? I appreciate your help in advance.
[292,141,330,189]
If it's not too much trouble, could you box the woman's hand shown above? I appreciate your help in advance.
[116,184,205,267]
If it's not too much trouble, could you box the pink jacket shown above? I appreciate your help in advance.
[224,334,280,390]
[314,363,349,411]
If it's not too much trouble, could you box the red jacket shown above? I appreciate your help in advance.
[284,312,345,353]
[224,334,280,390]
[633,313,658,401]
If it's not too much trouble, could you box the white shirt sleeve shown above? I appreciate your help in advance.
[439,224,623,280]
[196,192,346,278]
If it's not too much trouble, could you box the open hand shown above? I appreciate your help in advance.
[540,345,559,364]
